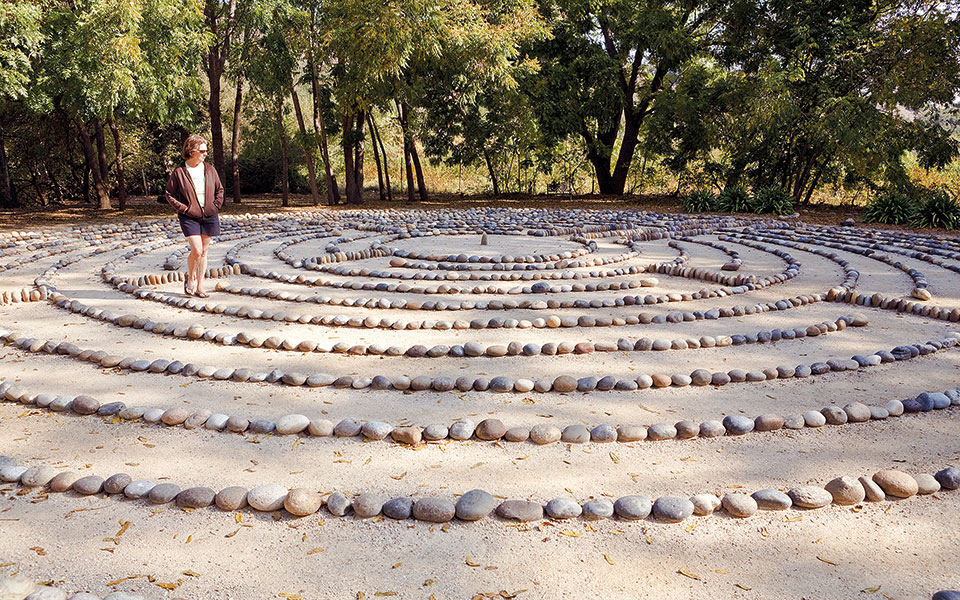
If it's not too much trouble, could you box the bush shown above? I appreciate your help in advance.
[914,189,960,229]
[751,186,794,215]
[683,189,716,212]
[716,186,752,213]
[862,192,917,225]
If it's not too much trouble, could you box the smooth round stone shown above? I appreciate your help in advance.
[284,488,324,516]
[699,421,725,438]
[932,592,960,600]
[456,489,498,521]
[783,414,805,429]
[843,402,871,422]
[72,475,105,495]
[530,424,562,444]
[122,480,155,499]
[711,372,731,386]
[71,395,100,415]
[26,588,68,600]
[722,493,758,518]
[308,419,334,437]
[884,399,904,416]
[545,498,582,519]
[873,470,918,497]
[225,416,249,432]
[868,406,889,420]
[754,414,784,432]
[751,489,792,511]
[476,419,506,440]
[161,407,189,426]
[561,424,590,443]
[504,427,529,442]
[205,414,229,430]
[496,500,543,521]
[334,418,362,437]
[582,499,615,520]
[647,423,677,441]
[590,424,618,442]
[215,486,249,511]
[382,497,413,520]
[98,402,125,416]
[689,494,721,516]
[413,498,456,522]
[20,466,57,487]
[489,376,513,392]
[247,484,289,511]
[0,465,26,483]
[722,415,754,435]
[824,476,865,505]
[391,426,422,445]
[914,473,940,494]
[183,410,212,430]
[362,421,393,440]
[652,496,694,522]
[613,495,652,520]
[49,472,81,493]
[276,414,310,434]
[177,486,216,509]
[449,419,476,440]
[616,425,646,442]
[803,410,827,427]
[794,364,812,378]
[103,473,133,494]
[788,486,833,508]
[552,375,578,392]
[935,467,960,490]
[821,406,848,425]
[325,492,349,516]
[690,369,712,386]
[352,493,384,518]
[859,476,885,502]
[248,419,275,434]
[147,483,181,504]
[422,424,449,441]
[0,576,36,599]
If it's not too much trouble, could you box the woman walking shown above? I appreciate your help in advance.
[165,134,224,298]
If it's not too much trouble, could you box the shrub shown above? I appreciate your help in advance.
[914,189,960,229]
[683,189,716,213]
[716,186,752,213]
[751,186,794,215]
[861,192,917,225]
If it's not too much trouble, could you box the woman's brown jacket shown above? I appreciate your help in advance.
[164,162,225,219]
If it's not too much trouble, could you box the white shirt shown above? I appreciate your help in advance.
[186,163,206,208]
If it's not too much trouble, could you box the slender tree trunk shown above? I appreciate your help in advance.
[82,164,90,204]
[367,114,386,201]
[309,58,338,205]
[482,148,500,196]
[354,110,364,199]
[290,84,320,205]
[0,122,17,208]
[108,120,127,210]
[396,101,416,203]
[278,98,289,207]
[204,0,236,184]
[230,74,244,204]
[45,163,64,204]
[410,142,428,202]
[76,122,111,209]
[342,112,361,204]
[369,114,392,202]
[93,119,109,185]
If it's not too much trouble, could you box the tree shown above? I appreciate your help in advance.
[203,0,239,184]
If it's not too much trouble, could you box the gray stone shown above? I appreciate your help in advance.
[102,473,131,495]
[476,419,506,440]
[177,487,216,509]
[590,424,618,442]
[352,493,384,518]
[616,425,646,442]
[859,476,885,502]
[561,424,590,443]
[334,418,362,437]
[824,477,865,505]
[122,480,155,499]
[49,472,81,493]
[751,489,792,511]
[362,421,393,440]
[545,498,582,519]
[276,414,310,434]
[325,492,350,516]
[788,486,832,508]
[215,486,248,511]
[308,419,334,436]
[147,483,181,504]
[843,402,871,422]
[803,410,826,427]
[247,484,289,511]
[413,498,456,522]
[821,406,848,425]
[284,488,324,516]
[72,475,105,495]
[699,421,725,437]
[422,424,449,441]
[449,419,476,440]
[496,500,543,521]
[647,423,677,440]
[0,466,26,483]
[935,467,960,490]
[722,493,758,518]
[530,424,562,444]
[722,415,754,435]
[652,496,694,522]
[382,497,413,520]
[582,499,615,520]
[25,588,68,600]
[456,489,498,521]
[914,473,940,494]
[20,466,57,487]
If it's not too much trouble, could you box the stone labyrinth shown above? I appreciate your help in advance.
[0,208,958,599]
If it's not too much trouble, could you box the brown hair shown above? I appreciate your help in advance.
[181,134,208,159]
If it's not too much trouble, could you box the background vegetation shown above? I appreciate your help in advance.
[1,0,958,212]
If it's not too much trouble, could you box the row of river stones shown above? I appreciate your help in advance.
[2,456,958,523]
[0,576,142,600]
[5,377,959,442]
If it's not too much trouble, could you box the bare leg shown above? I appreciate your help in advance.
[194,235,212,295]
[185,235,203,295]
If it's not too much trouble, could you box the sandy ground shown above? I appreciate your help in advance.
[1,209,958,600]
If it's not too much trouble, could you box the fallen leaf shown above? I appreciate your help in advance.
[861,585,882,594]
[713,569,728,574]
[392,563,402,569]
[782,515,802,523]
[390,472,407,481]
[677,567,701,581]
[115,521,131,537]
[559,531,580,537]
[609,452,620,464]
[29,547,45,556]
[155,582,180,590]
[279,594,303,600]
[466,556,481,567]
[816,556,838,566]
[603,553,614,565]
[423,579,436,586]
[307,548,325,555]
[736,583,752,591]
[224,528,239,538]
[182,570,201,577]
[374,593,397,597]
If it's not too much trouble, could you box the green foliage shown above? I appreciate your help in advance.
[0,2,43,101]
[683,189,716,213]
[751,186,794,215]
[913,189,960,229]
[716,186,752,213]
[861,192,917,225]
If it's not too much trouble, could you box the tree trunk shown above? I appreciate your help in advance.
[46,162,64,204]
[290,84,320,205]
[396,101,416,203]
[398,102,427,202]
[77,122,111,209]
[309,53,338,205]
[482,148,500,196]
[0,121,17,208]
[370,114,392,202]
[342,112,361,205]
[93,119,110,186]
[108,120,127,210]
[82,164,90,204]
[367,114,386,201]
[278,98,289,207]
[354,110,364,199]
[230,74,244,204]
[204,0,236,185]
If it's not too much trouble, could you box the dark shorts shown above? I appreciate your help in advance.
[178,213,221,237]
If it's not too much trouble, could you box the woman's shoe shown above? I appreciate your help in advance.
[194,289,210,298]
[184,276,195,296]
